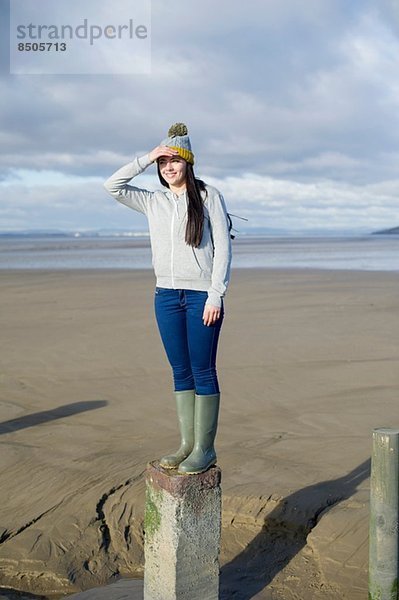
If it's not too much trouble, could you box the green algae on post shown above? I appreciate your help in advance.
[144,487,162,538]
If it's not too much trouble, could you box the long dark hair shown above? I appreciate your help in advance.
[157,161,206,248]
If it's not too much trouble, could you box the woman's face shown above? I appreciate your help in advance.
[158,155,187,188]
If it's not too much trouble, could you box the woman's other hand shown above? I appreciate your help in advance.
[203,304,221,326]
[149,146,179,163]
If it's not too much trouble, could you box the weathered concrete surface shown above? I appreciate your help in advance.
[144,462,221,600]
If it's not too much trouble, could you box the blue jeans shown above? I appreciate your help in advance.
[154,287,224,395]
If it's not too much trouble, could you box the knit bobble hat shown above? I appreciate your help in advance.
[160,122,195,165]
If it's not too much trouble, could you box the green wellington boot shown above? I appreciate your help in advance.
[178,393,220,475]
[159,389,195,469]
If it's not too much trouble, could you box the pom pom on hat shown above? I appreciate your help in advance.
[160,122,194,165]
[168,122,188,137]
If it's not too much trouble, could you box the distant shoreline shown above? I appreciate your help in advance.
[373,226,399,235]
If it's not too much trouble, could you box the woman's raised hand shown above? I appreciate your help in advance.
[149,146,179,163]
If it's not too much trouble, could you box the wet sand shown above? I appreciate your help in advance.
[1,268,398,599]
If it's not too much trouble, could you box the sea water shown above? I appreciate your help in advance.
[0,233,398,272]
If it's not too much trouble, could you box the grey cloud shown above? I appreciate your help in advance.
[1,0,399,230]
[0,178,148,230]
[2,168,398,232]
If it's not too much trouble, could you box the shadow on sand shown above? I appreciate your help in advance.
[0,400,108,435]
[0,588,48,599]
[220,458,370,599]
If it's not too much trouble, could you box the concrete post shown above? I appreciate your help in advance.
[369,427,399,600]
[143,461,222,600]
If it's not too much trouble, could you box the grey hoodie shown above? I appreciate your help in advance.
[103,154,232,307]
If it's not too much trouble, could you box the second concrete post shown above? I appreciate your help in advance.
[369,427,399,600]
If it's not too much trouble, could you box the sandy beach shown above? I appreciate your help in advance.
[1,268,398,599]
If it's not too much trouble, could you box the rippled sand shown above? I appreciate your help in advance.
[1,268,398,599]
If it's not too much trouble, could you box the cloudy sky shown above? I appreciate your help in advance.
[1,0,399,233]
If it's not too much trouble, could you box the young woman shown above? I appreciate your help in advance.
[104,123,232,475]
